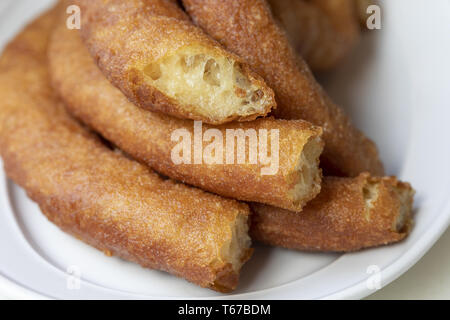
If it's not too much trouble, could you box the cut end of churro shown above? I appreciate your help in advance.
[210,211,252,292]
[289,134,324,211]
[362,179,379,221]
[381,177,415,234]
[250,174,415,253]
[222,212,252,271]
[361,174,415,235]
[141,45,275,124]
[394,187,415,233]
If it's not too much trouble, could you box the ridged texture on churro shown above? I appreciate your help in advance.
[49,22,324,212]
[269,0,360,71]
[0,9,253,293]
[74,0,276,124]
[182,0,384,177]
[251,174,414,252]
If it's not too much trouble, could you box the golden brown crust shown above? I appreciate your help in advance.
[182,0,384,177]
[75,0,276,124]
[49,21,324,212]
[250,173,415,252]
[0,8,252,292]
[269,0,360,71]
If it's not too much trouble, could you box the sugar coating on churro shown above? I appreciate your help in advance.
[75,0,276,125]
[0,8,253,293]
[183,0,384,177]
[251,173,415,252]
[49,21,324,212]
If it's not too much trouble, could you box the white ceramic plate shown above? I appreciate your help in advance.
[0,0,449,300]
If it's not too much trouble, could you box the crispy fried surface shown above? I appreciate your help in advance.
[49,22,324,212]
[182,0,384,177]
[0,9,253,293]
[269,0,360,71]
[74,0,276,124]
[251,173,414,252]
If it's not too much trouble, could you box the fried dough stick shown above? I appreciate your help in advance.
[74,0,276,125]
[268,0,360,71]
[0,9,253,293]
[182,0,384,177]
[251,174,414,252]
[49,22,324,212]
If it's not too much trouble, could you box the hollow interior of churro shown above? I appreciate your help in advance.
[392,186,414,232]
[219,212,252,272]
[363,180,379,222]
[363,177,414,233]
[206,211,252,291]
[289,136,323,208]
[142,46,271,121]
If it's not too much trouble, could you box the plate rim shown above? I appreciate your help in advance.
[2,165,450,300]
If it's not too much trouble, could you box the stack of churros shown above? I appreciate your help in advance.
[0,0,414,292]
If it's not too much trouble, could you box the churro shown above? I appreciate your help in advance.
[74,0,276,124]
[0,8,253,292]
[182,0,384,177]
[49,21,324,212]
[269,0,360,71]
[251,174,414,252]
